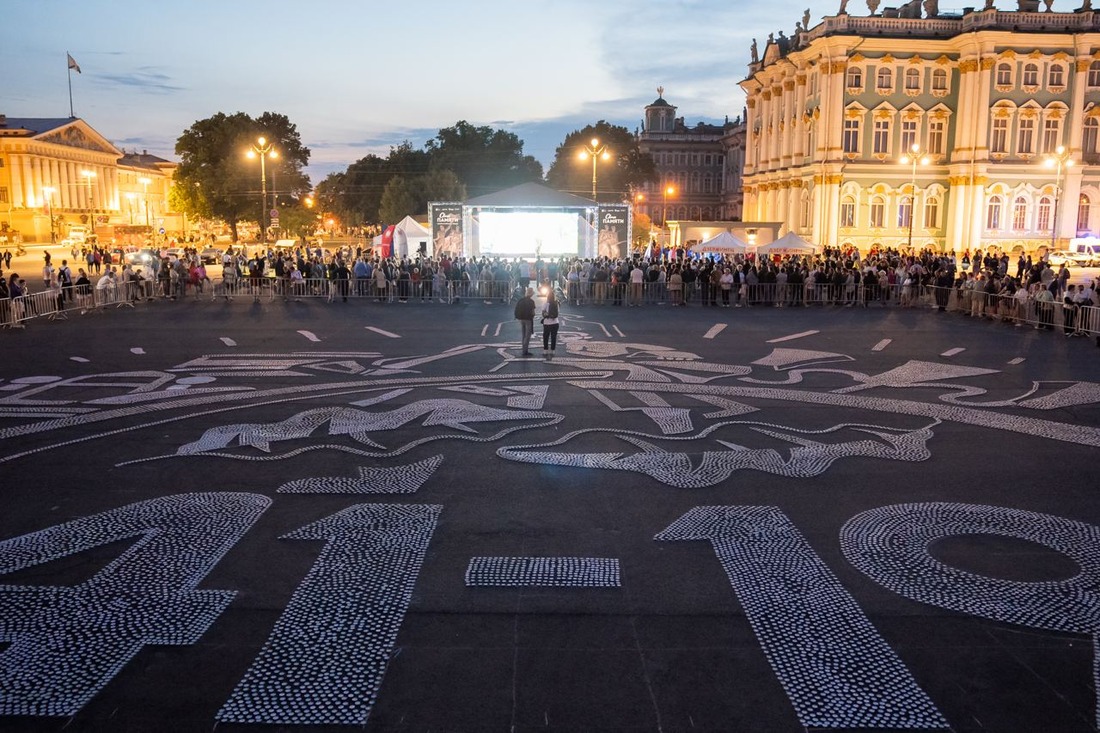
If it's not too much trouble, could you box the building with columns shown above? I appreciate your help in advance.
[634,91,746,227]
[741,2,1100,256]
[0,116,176,244]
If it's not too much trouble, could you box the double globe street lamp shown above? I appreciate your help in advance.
[578,138,611,201]
[246,136,278,246]
[1045,144,1074,250]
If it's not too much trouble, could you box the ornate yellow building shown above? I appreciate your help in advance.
[0,116,176,244]
[741,3,1100,255]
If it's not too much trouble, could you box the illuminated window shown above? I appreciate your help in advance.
[1038,196,1052,232]
[927,119,945,155]
[870,195,885,227]
[843,117,861,153]
[1017,116,1035,155]
[905,68,921,91]
[900,119,918,153]
[898,193,913,228]
[877,66,893,91]
[990,118,1008,154]
[1078,194,1091,232]
[1012,197,1028,231]
[923,195,940,228]
[1048,64,1064,87]
[840,196,856,227]
[986,195,1003,229]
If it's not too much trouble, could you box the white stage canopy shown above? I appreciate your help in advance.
[690,231,750,254]
[755,231,818,256]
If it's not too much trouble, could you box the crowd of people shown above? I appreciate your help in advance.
[3,241,1098,342]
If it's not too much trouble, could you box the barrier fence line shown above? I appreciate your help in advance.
[2,276,1097,339]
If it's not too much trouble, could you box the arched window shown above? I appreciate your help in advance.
[1048,64,1065,88]
[986,195,1003,230]
[1012,196,1028,231]
[1038,196,1053,232]
[877,66,893,91]
[996,63,1013,86]
[923,195,940,229]
[840,195,856,227]
[1022,63,1039,86]
[897,191,913,229]
[846,67,863,89]
[870,195,885,228]
[1090,60,1100,88]
[931,69,948,91]
[1084,118,1099,156]
[905,68,921,91]
[1077,194,1091,233]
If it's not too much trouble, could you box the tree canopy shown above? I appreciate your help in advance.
[545,121,657,203]
[425,121,543,197]
[173,112,311,242]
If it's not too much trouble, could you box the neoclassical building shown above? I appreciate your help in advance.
[0,116,176,244]
[634,91,746,224]
[741,2,1100,255]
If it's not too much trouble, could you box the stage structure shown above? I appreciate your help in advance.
[430,182,631,260]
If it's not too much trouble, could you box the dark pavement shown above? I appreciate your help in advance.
[0,296,1098,732]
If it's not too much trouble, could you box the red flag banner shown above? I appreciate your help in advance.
[67,53,81,74]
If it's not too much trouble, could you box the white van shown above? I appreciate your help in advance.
[1069,238,1100,265]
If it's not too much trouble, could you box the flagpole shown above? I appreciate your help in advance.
[67,53,74,118]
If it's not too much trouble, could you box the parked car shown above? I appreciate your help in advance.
[200,247,223,264]
[1047,250,1090,267]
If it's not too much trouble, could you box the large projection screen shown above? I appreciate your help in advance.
[475,211,582,258]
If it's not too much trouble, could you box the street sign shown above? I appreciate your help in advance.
[270,209,279,219]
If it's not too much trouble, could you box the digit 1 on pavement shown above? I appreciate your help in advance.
[656,505,947,729]
[217,503,443,726]
[0,492,270,716]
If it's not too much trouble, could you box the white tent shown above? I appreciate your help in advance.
[392,216,432,258]
[755,231,817,256]
[690,231,750,254]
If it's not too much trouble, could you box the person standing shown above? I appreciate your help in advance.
[514,286,536,356]
[541,289,560,358]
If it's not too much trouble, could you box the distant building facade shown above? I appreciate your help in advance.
[0,116,176,244]
[634,92,746,226]
[741,4,1100,255]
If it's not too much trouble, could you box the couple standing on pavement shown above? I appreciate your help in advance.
[513,287,559,358]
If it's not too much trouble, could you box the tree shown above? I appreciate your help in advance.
[545,121,657,203]
[631,212,653,252]
[317,142,430,227]
[173,112,311,242]
[425,121,542,196]
[378,169,467,225]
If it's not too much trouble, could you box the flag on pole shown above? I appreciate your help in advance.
[67,53,81,74]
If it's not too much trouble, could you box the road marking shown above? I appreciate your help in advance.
[364,326,400,338]
[465,557,621,587]
[871,339,891,352]
[941,347,965,357]
[297,330,321,342]
[493,323,503,337]
[767,330,819,344]
[130,348,145,355]
[69,356,89,363]
[220,337,236,347]
[704,324,727,340]
[1008,357,1025,365]
[612,325,624,337]
[480,324,488,337]
[597,323,612,337]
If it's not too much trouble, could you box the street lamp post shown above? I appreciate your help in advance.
[138,177,152,228]
[42,187,56,244]
[246,136,278,246]
[125,192,136,225]
[899,143,930,253]
[662,185,676,226]
[80,169,96,240]
[1046,145,1074,251]
[578,137,611,201]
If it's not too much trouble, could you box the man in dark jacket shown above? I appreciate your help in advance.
[514,287,536,356]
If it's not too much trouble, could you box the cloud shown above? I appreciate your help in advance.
[95,67,184,94]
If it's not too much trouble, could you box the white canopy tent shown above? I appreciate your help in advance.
[690,231,750,255]
[392,216,432,258]
[755,231,818,256]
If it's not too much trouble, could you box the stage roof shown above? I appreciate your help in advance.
[465,181,595,208]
